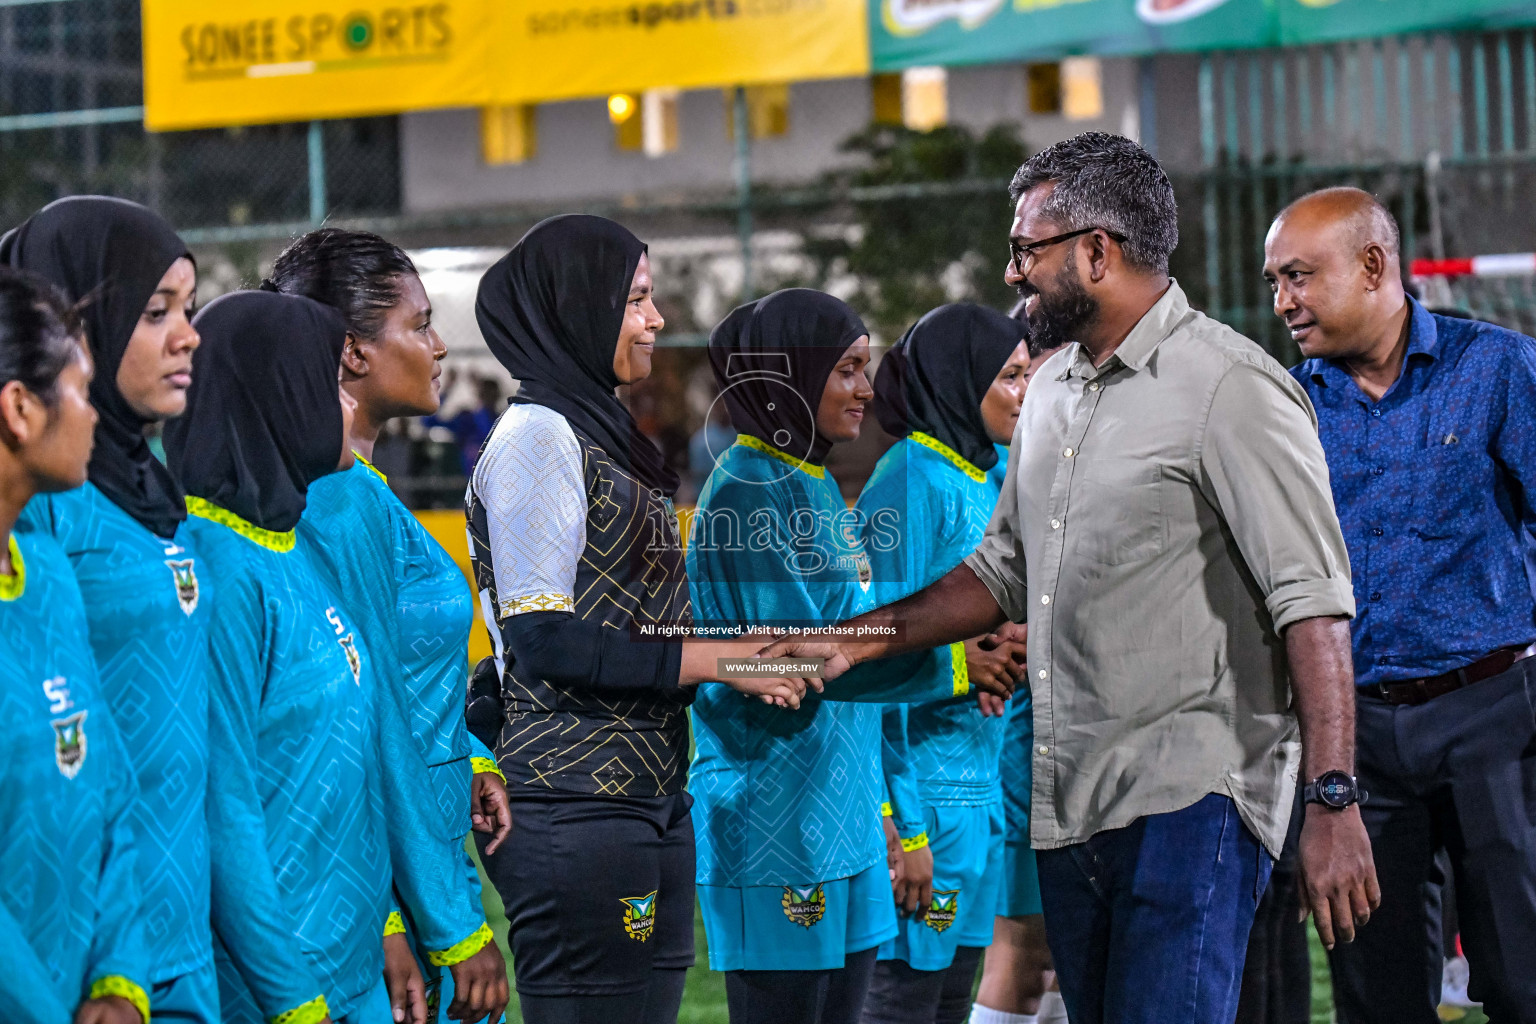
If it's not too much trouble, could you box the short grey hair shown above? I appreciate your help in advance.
[1009,132,1179,274]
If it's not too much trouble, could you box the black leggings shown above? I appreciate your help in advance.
[725,947,880,1024]
[859,947,985,1024]
[518,969,688,1024]
[477,792,695,1024]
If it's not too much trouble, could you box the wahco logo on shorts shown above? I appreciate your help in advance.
[178,3,455,82]
[781,884,826,927]
[923,889,959,933]
[621,891,658,941]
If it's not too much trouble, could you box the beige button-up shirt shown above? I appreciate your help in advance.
[966,282,1354,857]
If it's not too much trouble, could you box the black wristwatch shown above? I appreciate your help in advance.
[1303,771,1366,809]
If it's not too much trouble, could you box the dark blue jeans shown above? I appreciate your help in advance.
[1036,793,1274,1024]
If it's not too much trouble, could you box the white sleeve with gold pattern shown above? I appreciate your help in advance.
[472,404,586,618]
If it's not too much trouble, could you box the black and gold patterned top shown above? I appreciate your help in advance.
[466,402,693,797]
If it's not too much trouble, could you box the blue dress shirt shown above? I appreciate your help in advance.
[1292,298,1536,687]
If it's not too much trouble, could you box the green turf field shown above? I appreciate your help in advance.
[473,846,1487,1024]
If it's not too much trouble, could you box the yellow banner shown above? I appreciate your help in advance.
[142,0,498,130]
[495,0,869,103]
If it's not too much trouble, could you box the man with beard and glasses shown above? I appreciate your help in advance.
[762,131,1376,1024]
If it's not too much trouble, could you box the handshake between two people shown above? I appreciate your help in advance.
[676,620,1029,712]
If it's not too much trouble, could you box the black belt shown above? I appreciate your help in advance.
[1371,643,1536,706]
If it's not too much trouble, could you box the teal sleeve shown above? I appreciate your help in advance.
[83,704,150,1015]
[373,634,490,959]
[818,648,955,703]
[205,572,329,1021]
[824,455,967,704]
[0,899,73,1024]
[879,705,924,840]
[468,732,498,766]
[334,491,490,959]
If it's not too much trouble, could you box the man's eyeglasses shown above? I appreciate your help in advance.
[1009,227,1127,276]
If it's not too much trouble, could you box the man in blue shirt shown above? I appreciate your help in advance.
[1266,186,1536,1024]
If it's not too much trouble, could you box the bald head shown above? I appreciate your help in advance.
[1275,187,1400,264]
[1264,187,1409,361]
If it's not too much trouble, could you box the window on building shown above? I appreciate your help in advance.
[724,83,791,140]
[901,66,948,131]
[610,89,679,156]
[1026,63,1063,115]
[872,73,903,125]
[1062,57,1104,120]
[481,104,537,165]
[642,88,680,156]
[870,68,947,130]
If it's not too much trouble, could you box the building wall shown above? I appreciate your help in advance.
[400,61,1143,214]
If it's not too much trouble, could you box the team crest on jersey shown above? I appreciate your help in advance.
[855,552,872,590]
[326,607,363,685]
[164,558,199,616]
[923,890,959,933]
[51,709,88,779]
[781,884,827,928]
[338,634,361,686]
[620,891,658,941]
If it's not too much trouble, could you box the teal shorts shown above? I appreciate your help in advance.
[999,688,1042,918]
[1000,840,1044,918]
[699,860,897,971]
[878,802,1005,971]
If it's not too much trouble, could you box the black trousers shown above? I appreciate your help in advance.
[1330,660,1536,1024]
[724,946,880,1024]
[859,947,985,1024]
[476,791,695,1023]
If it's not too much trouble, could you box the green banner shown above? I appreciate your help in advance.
[872,0,1536,72]
[1276,0,1536,46]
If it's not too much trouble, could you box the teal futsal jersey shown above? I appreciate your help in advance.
[0,531,150,1024]
[20,483,214,985]
[859,436,1005,817]
[858,436,1009,966]
[688,438,956,890]
[185,501,391,1024]
[301,459,492,960]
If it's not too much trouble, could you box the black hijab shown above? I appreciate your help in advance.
[0,196,193,537]
[708,288,868,467]
[164,290,347,533]
[871,303,1027,471]
[475,214,679,497]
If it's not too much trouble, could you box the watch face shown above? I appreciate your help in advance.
[1318,772,1355,807]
